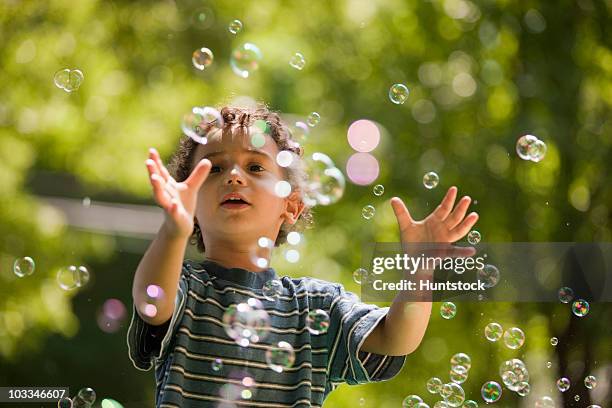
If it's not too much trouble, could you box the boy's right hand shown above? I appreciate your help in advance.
[146,147,211,239]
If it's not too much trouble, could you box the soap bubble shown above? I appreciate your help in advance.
[450,353,471,371]
[440,302,457,319]
[57,265,90,290]
[441,383,465,407]
[289,52,306,70]
[223,298,270,346]
[359,397,365,406]
[77,388,96,405]
[550,337,558,346]
[307,112,320,127]
[503,327,525,349]
[54,68,84,92]
[501,370,519,388]
[212,358,223,372]
[463,400,478,408]
[303,152,346,206]
[249,237,274,269]
[276,150,294,167]
[362,205,376,220]
[516,381,530,397]
[584,375,597,389]
[572,299,589,317]
[433,402,448,408]
[347,119,381,153]
[558,287,574,303]
[262,279,283,301]
[353,268,367,284]
[389,83,410,104]
[306,309,330,335]
[13,256,35,277]
[484,322,503,342]
[515,134,538,160]
[230,43,262,78]
[228,19,243,34]
[192,47,214,70]
[284,248,300,263]
[427,377,443,394]
[402,395,423,408]
[480,381,502,403]
[467,230,481,245]
[534,396,555,408]
[181,106,223,144]
[423,172,440,189]
[477,264,500,288]
[528,139,547,162]
[373,184,385,196]
[415,404,430,408]
[574,395,580,402]
[286,232,302,246]
[346,152,380,185]
[98,298,127,333]
[266,341,295,373]
[556,377,570,392]
[499,359,530,391]
[71,396,89,408]
[290,121,310,143]
[546,361,552,368]
[274,180,292,198]
[57,397,72,408]
[450,369,467,384]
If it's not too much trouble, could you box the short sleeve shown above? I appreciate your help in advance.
[127,265,190,371]
[326,284,406,385]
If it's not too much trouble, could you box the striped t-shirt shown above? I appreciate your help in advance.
[127,259,406,407]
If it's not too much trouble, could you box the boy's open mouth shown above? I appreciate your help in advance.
[220,193,251,210]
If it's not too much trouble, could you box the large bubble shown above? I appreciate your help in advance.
[303,152,345,206]
[230,43,262,78]
[223,298,271,347]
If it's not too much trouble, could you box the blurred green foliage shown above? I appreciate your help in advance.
[0,0,611,406]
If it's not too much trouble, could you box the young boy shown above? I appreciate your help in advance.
[127,105,478,407]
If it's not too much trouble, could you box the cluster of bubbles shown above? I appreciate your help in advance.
[498,358,530,397]
[54,68,84,92]
[192,47,214,70]
[97,298,127,333]
[289,52,306,70]
[389,83,410,104]
[557,286,590,317]
[423,171,440,189]
[440,302,457,319]
[228,19,243,34]
[466,230,481,245]
[13,256,35,277]
[57,387,96,408]
[346,120,381,187]
[222,297,271,347]
[57,265,90,291]
[418,354,472,407]
[230,43,263,78]
[476,264,500,288]
[303,152,346,207]
[180,106,224,144]
[516,134,547,162]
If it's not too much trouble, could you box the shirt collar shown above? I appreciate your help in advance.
[196,259,277,289]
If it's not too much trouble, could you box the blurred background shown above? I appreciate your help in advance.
[1,0,611,406]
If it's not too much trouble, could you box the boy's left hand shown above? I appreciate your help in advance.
[390,186,478,245]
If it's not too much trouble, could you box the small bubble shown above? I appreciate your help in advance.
[284,248,300,263]
[77,388,96,405]
[266,341,295,373]
[484,322,503,342]
[228,19,243,34]
[359,397,366,406]
[550,336,558,346]
[546,361,552,368]
[13,256,35,277]
[423,171,439,189]
[517,382,530,397]
[440,302,457,319]
[192,47,214,70]
[362,205,375,220]
[57,397,72,408]
[477,264,500,288]
[262,279,283,301]
[556,377,570,392]
[558,287,574,303]
[286,231,301,245]
[481,381,502,403]
[352,268,367,284]
[535,396,555,408]
[274,180,292,198]
[503,327,525,349]
[307,112,320,127]
[402,395,423,407]
[584,375,597,389]
[389,83,410,104]
[463,400,478,408]
[427,377,443,394]
[289,52,306,70]
[276,150,294,167]
[373,184,385,196]
[307,309,330,335]
[230,42,263,78]
[572,299,590,317]
[467,230,481,245]
[574,394,580,402]
[515,134,538,160]
[451,353,471,371]
[212,358,223,372]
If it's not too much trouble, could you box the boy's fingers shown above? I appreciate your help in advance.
[145,159,159,177]
[150,173,171,209]
[390,197,414,231]
[185,159,211,190]
[432,186,457,220]
[149,148,172,181]
[445,196,472,230]
[450,212,479,241]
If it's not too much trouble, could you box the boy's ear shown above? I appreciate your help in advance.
[282,191,305,225]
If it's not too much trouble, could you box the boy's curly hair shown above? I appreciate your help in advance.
[167,104,314,253]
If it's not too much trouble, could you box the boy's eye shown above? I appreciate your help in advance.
[210,165,221,173]
[249,164,264,172]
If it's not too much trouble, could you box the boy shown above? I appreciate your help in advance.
[127,105,478,407]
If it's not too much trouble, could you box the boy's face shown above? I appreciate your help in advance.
[191,126,303,249]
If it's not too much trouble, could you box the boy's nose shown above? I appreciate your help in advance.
[226,167,245,185]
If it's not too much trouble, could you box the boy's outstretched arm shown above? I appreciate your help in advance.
[361,186,479,356]
[132,148,211,326]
